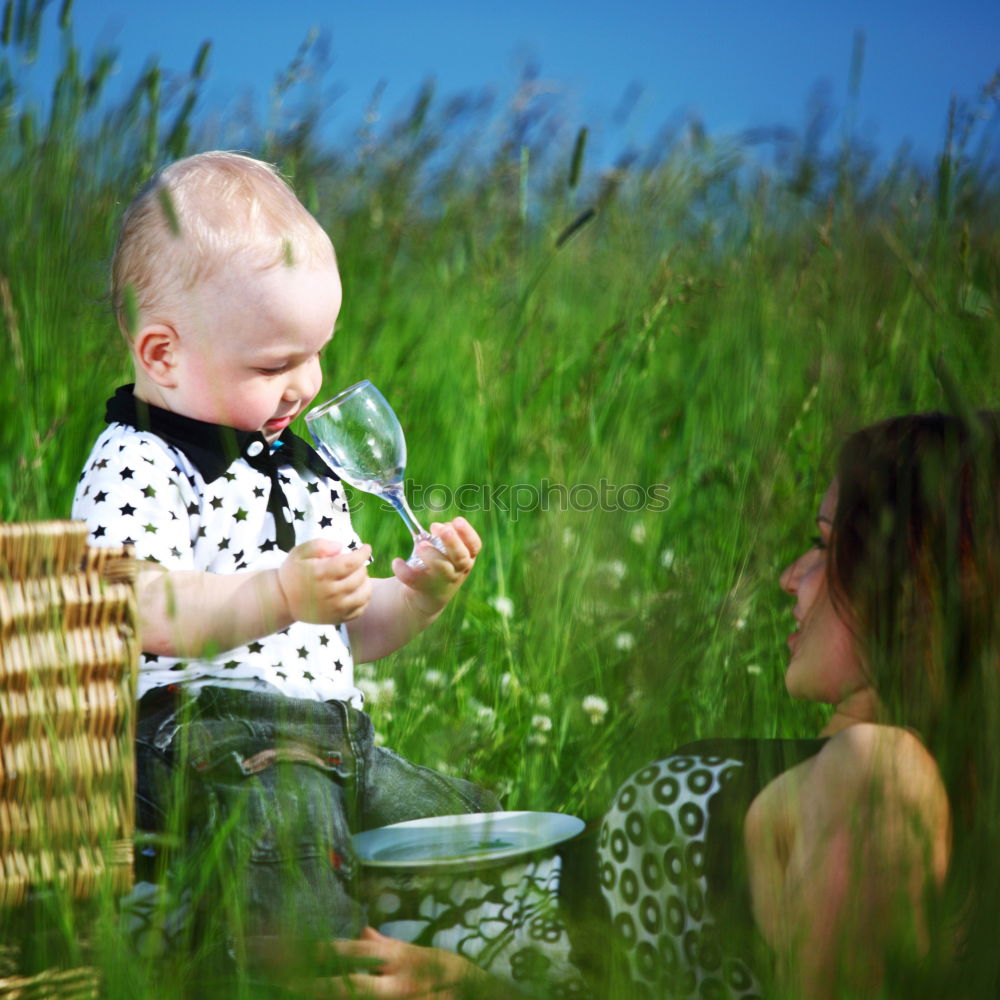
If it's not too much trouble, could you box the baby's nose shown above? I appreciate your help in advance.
[283,369,317,402]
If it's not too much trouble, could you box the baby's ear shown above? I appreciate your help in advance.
[134,323,179,386]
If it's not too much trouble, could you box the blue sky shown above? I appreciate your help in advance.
[26,0,1000,165]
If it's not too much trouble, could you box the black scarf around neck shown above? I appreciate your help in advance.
[104,385,336,551]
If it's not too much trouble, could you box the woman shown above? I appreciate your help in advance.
[332,411,1000,998]
[600,410,999,999]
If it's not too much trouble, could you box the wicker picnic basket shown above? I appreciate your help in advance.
[0,521,138,997]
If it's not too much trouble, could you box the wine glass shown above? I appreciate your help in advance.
[305,380,445,566]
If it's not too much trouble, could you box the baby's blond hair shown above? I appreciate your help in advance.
[111,150,334,336]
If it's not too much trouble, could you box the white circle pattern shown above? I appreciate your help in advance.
[599,753,764,1000]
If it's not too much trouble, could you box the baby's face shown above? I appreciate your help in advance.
[169,258,342,441]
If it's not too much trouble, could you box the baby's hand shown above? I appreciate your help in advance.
[392,517,481,615]
[277,539,372,625]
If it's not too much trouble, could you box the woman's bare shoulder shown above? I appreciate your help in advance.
[748,724,946,820]
[812,723,948,816]
[746,724,951,997]
[755,722,952,890]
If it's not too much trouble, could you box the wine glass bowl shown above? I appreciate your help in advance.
[306,380,443,563]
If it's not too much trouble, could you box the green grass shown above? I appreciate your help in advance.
[1,5,998,997]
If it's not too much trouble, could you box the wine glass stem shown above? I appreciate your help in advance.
[384,487,429,540]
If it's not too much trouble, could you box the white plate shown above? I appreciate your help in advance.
[353,811,585,871]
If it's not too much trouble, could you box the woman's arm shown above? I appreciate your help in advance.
[745,724,951,999]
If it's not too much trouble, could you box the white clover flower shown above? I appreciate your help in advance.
[476,705,497,725]
[562,527,577,548]
[500,671,521,694]
[536,692,552,710]
[373,729,386,746]
[527,732,548,747]
[734,617,747,631]
[423,668,445,688]
[614,631,636,652]
[360,677,397,707]
[605,559,627,586]
[746,663,762,676]
[660,548,675,570]
[629,522,647,545]
[582,695,609,725]
[356,661,377,680]
[488,594,515,618]
[356,677,380,705]
[531,714,553,733]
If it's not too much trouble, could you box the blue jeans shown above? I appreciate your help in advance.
[135,685,500,948]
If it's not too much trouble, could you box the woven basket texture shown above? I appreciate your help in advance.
[0,521,137,911]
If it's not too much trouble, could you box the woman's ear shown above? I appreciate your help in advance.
[134,324,179,387]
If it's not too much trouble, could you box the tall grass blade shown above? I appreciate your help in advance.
[568,126,588,190]
[554,207,596,248]
[191,40,210,80]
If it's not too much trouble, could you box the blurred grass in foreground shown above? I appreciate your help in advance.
[0,4,998,996]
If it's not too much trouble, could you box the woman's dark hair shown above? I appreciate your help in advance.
[829,411,1000,758]
[828,411,1000,990]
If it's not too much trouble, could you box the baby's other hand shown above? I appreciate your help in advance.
[278,539,372,625]
[392,516,480,615]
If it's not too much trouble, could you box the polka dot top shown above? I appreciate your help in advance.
[599,738,827,999]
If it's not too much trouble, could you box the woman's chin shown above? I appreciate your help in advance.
[783,659,823,703]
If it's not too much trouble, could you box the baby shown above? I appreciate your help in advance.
[72,150,496,958]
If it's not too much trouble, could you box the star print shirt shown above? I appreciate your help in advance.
[72,386,364,705]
